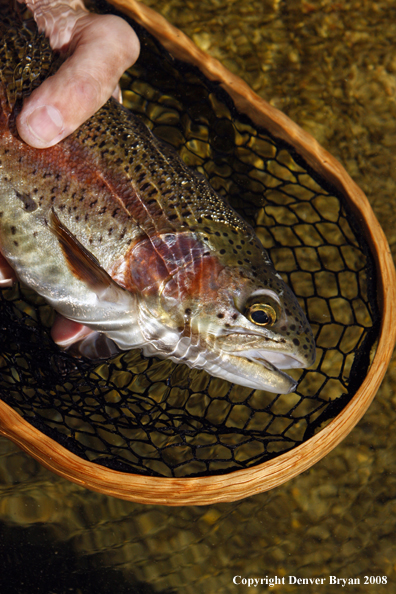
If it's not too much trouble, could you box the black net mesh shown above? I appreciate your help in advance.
[0,1,380,479]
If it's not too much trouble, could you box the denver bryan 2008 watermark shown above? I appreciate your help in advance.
[232,575,388,587]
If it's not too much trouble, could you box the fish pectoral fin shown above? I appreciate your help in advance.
[50,208,114,293]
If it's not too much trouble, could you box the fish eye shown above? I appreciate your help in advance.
[245,302,277,326]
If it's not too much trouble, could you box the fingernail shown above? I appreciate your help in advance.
[26,105,64,145]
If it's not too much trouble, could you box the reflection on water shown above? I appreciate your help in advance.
[1,0,396,592]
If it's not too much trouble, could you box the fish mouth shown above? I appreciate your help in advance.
[201,350,299,394]
[241,350,306,370]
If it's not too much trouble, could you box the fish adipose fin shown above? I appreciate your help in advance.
[50,208,113,292]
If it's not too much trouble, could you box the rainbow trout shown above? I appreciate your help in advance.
[0,3,315,393]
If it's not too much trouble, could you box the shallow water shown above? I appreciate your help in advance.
[1,1,396,592]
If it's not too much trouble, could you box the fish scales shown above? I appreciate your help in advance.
[0,2,315,393]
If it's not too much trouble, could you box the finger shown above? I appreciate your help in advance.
[17,14,140,148]
[0,252,17,287]
[51,312,93,347]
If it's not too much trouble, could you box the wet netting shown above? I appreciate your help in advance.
[0,1,380,478]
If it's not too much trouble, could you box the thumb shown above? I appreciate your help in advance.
[17,14,140,148]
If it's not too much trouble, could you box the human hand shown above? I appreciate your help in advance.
[17,0,140,148]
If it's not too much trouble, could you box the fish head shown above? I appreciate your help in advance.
[197,263,316,392]
[134,233,316,394]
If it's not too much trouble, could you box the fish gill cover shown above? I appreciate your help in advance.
[0,0,380,478]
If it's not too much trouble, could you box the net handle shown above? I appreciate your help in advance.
[1,0,395,505]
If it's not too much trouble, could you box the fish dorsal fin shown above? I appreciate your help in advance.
[50,208,113,292]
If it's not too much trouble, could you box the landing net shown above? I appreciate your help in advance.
[0,0,380,478]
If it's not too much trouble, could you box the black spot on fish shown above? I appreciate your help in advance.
[293,338,300,346]
[11,226,16,235]
[15,191,37,212]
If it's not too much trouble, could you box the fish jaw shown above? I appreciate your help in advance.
[203,352,298,393]
[139,330,298,393]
